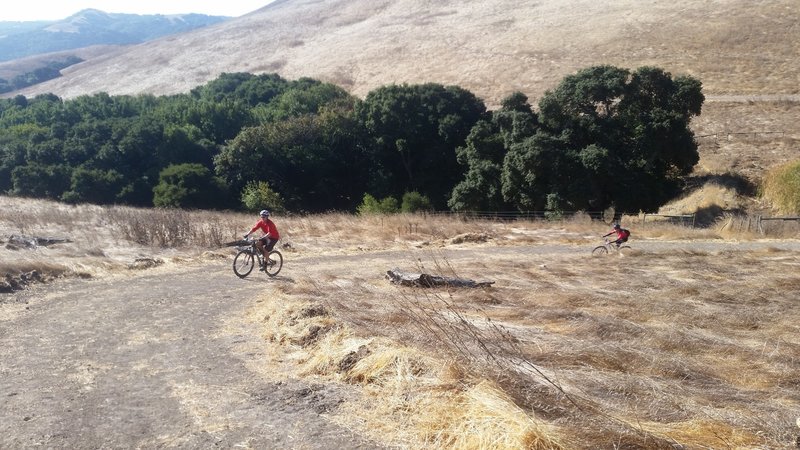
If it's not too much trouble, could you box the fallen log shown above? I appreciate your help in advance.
[386,268,494,288]
[6,234,72,249]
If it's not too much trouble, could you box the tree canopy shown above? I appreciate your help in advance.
[0,66,703,215]
[356,83,487,209]
[450,65,704,214]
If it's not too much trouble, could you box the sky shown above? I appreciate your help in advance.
[2,0,274,21]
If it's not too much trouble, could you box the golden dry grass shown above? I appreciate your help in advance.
[241,215,799,448]
[245,250,800,448]
[2,195,800,448]
[17,0,800,105]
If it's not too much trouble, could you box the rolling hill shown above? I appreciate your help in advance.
[7,0,800,187]
[10,0,799,102]
[0,9,229,62]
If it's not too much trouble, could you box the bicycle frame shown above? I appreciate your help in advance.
[592,238,631,256]
[232,238,283,278]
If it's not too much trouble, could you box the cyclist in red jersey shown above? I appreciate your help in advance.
[244,210,280,269]
[603,223,630,247]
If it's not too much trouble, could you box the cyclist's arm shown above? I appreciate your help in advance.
[244,222,261,238]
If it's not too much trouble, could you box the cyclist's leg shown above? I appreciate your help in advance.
[265,238,277,264]
[255,239,267,268]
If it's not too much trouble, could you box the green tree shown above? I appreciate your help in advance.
[356,193,399,215]
[449,92,535,211]
[11,164,70,199]
[216,101,369,212]
[357,83,487,208]
[530,65,703,213]
[240,180,285,213]
[501,131,580,211]
[258,82,352,122]
[401,191,432,213]
[152,163,228,208]
[490,66,703,214]
[61,167,124,204]
[191,72,290,106]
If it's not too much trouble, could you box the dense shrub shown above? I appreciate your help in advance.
[357,193,399,215]
[240,180,285,213]
[152,163,228,209]
[761,160,800,214]
[401,191,433,213]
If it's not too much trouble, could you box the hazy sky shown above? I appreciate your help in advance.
[3,0,273,21]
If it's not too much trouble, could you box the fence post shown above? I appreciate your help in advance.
[642,213,646,225]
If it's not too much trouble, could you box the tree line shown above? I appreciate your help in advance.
[0,66,704,214]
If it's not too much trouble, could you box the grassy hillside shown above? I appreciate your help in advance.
[6,0,797,194]
[13,0,800,102]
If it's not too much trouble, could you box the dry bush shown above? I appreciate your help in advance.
[761,160,800,215]
[105,206,243,248]
[248,295,566,449]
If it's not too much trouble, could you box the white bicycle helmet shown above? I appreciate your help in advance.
[260,209,270,218]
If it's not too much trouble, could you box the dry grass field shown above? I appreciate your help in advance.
[2,1,799,447]
[15,0,800,103]
[2,195,799,448]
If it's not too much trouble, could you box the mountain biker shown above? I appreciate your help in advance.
[603,223,630,247]
[244,210,280,269]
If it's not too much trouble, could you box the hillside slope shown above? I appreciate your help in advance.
[11,0,799,105]
[0,9,228,62]
[8,0,800,191]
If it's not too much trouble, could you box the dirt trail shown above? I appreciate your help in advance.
[0,261,379,449]
[2,239,800,448]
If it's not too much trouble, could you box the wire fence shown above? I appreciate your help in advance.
[417,210,800,235]
[423,210,606,221]
[421,210,696,226]
[696,131,785,143]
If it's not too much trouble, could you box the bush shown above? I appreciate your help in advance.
[761,160,800,214]
[240,180,285,213]
[357,193,399,215]
[401,191,433,213]
[152,163,228,209]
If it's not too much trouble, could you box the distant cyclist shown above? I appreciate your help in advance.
[244,210,280,268]
[603,223,630,247]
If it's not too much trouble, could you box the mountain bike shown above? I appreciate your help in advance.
[231,238,283,278]
[591,238,631,256]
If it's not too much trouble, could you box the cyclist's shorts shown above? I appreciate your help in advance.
[259,236,278,251]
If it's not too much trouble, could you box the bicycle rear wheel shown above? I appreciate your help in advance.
[265,250,283,277]
[618,245,632,256]
[591,245,609,256]
[233,250,255,278]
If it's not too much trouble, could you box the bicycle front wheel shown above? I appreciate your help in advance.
[591,245,609,256]
[265,250,283,277]
[233,250,255,278]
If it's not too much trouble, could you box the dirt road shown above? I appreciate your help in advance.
[2,238,799,448]
[0,260,379,449]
